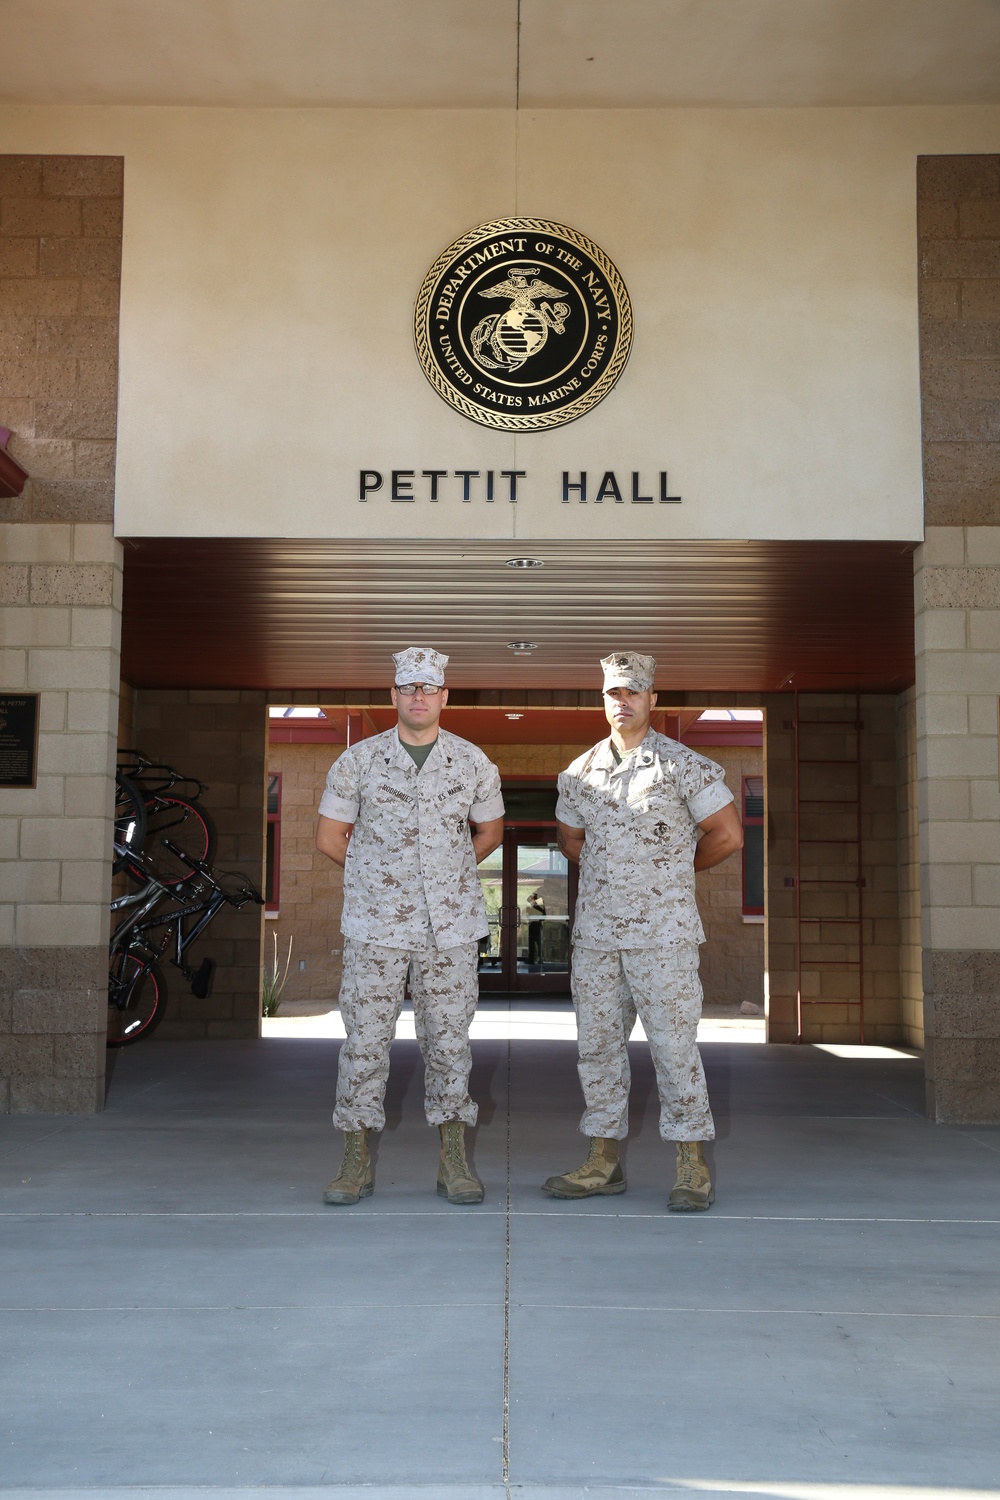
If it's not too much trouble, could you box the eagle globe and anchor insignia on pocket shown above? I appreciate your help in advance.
[414,218,633,432]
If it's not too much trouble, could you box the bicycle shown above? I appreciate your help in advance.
[115,750,215,886]
[108,839,262,1047]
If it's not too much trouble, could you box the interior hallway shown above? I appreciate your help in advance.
[2,1020,999,1499]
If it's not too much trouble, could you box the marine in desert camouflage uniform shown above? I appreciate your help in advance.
[543,652,744,1211]
[315,646,504,1206]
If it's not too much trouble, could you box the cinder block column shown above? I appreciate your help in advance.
[763,699,798,1042]
[763,692,906,1046]
[917,153,1000,1121]
[0,522,121,1110]
[915,529,1000,1120]
[1,153,124,1113]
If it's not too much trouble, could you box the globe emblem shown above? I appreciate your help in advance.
[494,310,547,366]
[468,267,571,374]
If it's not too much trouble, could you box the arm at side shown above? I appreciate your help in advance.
[471,816,504,863]
[556,819,586,864]
[694,802,743,872]
[316,815,353,868]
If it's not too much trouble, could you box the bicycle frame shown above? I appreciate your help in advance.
[110,840,260,1003]
[112,881,228,975]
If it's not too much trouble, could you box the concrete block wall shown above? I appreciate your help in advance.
[132,689,266,1039]
[267,741,345,1008]
[688,743,764,1012]
[479,741,595,777]
[897,688,923,1047]
[916,154,1000,1121]
[761,703,797,1042]
[0,523,122,1109]
[0,155,121,525]
[0,155,123,1113]
[914,528,1000,1117]
[763,693,905,1045]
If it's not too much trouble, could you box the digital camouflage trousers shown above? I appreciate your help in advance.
[571,943,715,1142]
[332,937,480,1131]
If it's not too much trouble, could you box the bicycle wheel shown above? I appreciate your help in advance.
[113,773,147,873]
[107,954,164,1047]
[142,795,215,883]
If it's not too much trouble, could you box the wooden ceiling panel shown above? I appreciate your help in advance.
[119,537,916,694]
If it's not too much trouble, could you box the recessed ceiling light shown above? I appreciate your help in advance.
[505,557,544,569]
[507,640,537,652]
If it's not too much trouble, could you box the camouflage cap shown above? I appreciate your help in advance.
[601,651,657,693]
[392,646,449,687]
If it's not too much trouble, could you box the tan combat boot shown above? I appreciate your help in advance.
[542,1137,626,1199]
[323,1128,373,1205]
[667,1141,714,1212]
[437,1120,484,1204]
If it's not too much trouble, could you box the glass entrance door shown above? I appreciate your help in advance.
[478,827,575,993]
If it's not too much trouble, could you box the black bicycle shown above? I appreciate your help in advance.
[108,839,262,1047]
[115,750,215,886]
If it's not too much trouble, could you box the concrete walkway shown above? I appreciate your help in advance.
[2,1012,999,1499]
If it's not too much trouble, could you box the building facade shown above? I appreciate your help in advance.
[1,6,999,1119]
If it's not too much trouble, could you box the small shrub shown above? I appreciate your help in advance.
[262,931,294,1017]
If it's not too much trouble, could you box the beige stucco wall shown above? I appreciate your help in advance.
[3,104,999,542]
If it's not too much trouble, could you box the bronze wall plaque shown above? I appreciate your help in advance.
[414,218,632,431]
[0,694,40,790]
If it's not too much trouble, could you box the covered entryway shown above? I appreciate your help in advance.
[115,536,917,1053]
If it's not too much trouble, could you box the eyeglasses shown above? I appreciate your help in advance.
[395,683,443,697]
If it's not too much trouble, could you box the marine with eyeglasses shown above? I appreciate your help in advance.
[315,646,504,1207]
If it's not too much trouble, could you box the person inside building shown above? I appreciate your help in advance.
[315,646,505,1206]
[525,889,546,967]
[543,652,743,1212]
